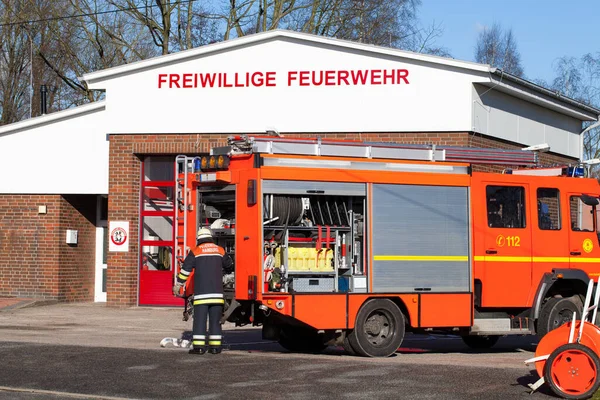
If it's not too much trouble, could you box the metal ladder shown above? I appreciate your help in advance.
[174,155,200,286]
[215,136,539,166]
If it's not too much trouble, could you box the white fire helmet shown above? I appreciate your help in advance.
[197,227,213,240]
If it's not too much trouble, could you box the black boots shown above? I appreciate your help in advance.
[189,347,222,355]
[189,347,206,355]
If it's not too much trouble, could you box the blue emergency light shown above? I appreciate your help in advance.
[193,158,202,172]
[562,166,585,177]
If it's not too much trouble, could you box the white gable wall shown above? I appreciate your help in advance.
[0,103,108,194]
[97,39,489,135]
[472,85,582,158]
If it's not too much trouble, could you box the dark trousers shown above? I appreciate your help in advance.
[192,304,223,349]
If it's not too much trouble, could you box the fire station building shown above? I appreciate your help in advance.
[0,30,598,307]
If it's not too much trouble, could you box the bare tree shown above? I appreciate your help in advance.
[0,0,449,123]
[549,55,600,172]
[0,1,33,124]
[475,22,524,77]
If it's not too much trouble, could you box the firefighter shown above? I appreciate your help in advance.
[173,227,233,355]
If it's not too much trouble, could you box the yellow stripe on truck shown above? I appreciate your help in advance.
[376,255,600,263]
[374,255,468,262]
[473,256,600,263]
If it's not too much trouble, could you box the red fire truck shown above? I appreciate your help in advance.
[174,136,600,357]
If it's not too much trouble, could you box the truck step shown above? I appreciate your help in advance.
[471,318,533,335]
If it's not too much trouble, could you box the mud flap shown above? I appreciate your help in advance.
[221,299,241,324]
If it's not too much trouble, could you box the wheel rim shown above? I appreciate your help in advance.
[551,308,575,330]
[363,309,395,347]
[550,348,598,395]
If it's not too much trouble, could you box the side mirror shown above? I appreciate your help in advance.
[580,194,599,206]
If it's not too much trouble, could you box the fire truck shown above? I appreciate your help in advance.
[174,136,600,357]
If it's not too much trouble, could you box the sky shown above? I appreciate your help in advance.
[419,0,599,83]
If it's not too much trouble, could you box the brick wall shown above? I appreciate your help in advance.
[468,132,578,172]
[108,134,232,307]
[0,194,96,301]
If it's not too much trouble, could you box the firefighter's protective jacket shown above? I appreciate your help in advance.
[177,239,233,305]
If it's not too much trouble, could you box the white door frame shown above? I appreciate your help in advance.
[95,195,108,302]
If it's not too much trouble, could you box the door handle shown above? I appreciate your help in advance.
[570,251,581,256]
[486,249,498,254]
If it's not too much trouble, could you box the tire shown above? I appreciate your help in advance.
[461,335,500,349]
[538,297,582,339]
[278,325,327,353]
[348,299,405,357]
[544,343,600,400]
[342,332,357,356]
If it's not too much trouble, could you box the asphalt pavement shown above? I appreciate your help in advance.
[0,302,556,399]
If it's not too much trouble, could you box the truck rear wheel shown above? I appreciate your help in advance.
[537,296,582,339]
[278,325,327,353]
[348,299,405,357]
[342,333,357,356]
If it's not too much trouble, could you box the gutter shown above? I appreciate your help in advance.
[491,68,600,117]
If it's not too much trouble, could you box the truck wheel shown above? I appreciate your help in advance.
[348,299,405,357]
[342,332,357,356]
[278,325,327,353]
[538,297,582,339]
[461,335,500,349]
[544,343,600,400]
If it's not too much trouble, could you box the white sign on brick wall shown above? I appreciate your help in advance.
[109,221,129,252]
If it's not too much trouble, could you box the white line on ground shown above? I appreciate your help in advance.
[0,386,130,400]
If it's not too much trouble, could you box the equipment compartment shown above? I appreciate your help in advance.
[261,181,366,294]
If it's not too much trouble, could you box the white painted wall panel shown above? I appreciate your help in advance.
[99,39,487,135]
[473,85,581,158]
[0,106,108,194]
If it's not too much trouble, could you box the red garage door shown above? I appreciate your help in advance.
[139,157,182,306]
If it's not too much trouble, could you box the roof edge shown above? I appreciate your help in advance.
[491,69,600,118]
[82,30,491,85]
[0,101,105,136]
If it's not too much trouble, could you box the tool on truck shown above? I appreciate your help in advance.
[172,135,600,357]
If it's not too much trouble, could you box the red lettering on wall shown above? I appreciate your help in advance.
[312,71,323,86]
[157,69,410,89]
[223,73,233,87]
[325,70,335,86]
[182,74,193,88]
[397,69,409,84]
[234,73,244,87]
[383,70,395,84]
[251,72,264,86]
[199,73,216,87]
[351,70,368,85]
[169,74,181,88]
[288,71,298,86]
[299,71,310,86]
[338,70,349,85]
[371,69,382,85]
[158,74,168,88]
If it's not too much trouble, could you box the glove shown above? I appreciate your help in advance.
[172,283,183,296]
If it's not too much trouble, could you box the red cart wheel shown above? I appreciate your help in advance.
[544,343,600,400]
[535,321,600,379]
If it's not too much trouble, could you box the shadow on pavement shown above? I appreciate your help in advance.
[515,371,556,398]
[170,329,539,357]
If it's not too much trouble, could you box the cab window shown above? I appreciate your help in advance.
[486,186,526,228]
[537,188,560,230]
[570,196,595,232]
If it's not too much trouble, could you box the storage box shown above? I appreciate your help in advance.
[292,277,335,292]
